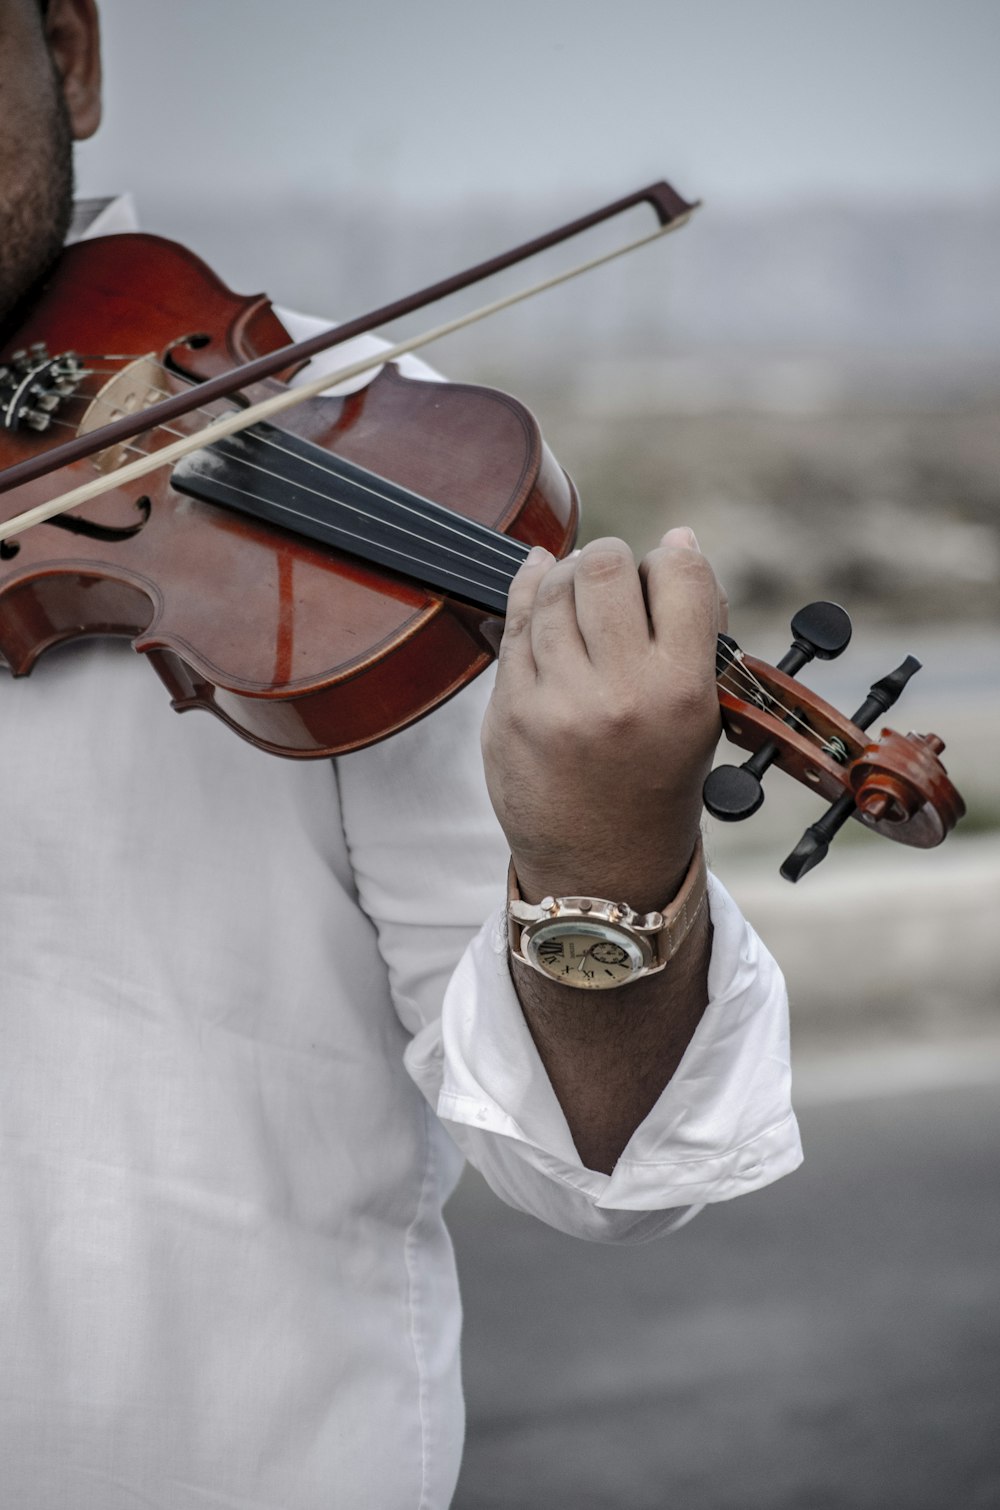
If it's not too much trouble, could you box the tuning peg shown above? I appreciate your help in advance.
[780,793,857,881]
[780,655,927,880]
[849,655,921,730]
[702,760,766,822]
[779,600,852,674]
[704,603,853,824]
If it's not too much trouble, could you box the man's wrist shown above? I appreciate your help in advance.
[508,823,704,918]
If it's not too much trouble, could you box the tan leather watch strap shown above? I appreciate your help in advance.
[653,836,709,962]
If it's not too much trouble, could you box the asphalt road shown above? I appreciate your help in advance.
[448,1065,1000,1510]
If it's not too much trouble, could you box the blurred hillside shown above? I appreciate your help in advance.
[532,385,1000,622]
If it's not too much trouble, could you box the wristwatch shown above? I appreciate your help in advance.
[507,838,708,990]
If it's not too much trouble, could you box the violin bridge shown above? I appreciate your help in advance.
[75,353,167,473]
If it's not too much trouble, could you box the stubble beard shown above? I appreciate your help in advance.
[0,79,75,326]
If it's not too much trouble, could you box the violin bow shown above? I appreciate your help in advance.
[0,181,697,512]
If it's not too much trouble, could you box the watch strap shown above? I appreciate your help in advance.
[652,836,709,963]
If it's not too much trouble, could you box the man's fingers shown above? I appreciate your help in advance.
[640,527,721,680]
[654,527,728,628]
[527,549,588,670]
[570,538,650,667]
[497,545,555,676]
[501,539,647,679]
[501,530,725,683]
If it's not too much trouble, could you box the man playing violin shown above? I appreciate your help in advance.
[0,2,799,1505]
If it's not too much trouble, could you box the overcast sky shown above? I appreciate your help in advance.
[76,0,1000,212]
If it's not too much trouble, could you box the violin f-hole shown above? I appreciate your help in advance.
[45,494,152,543]
[163,333,214,385]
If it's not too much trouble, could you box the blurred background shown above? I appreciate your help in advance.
[80,3,999,1505]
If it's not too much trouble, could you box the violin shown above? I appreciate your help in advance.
[0,186,964,880]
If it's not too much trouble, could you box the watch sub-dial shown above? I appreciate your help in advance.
[590,942,629,966]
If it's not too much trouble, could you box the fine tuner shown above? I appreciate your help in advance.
[0,343,85,433]
[705,601,964,881]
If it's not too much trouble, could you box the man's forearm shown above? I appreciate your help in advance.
[510,908,712,1174]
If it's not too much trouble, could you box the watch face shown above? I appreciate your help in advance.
[525,921,646,989]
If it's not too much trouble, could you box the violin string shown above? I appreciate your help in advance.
[183,447,529,585]
[48,361,842,757]
[64,366,140,377]
[717,647,797,721]
[721,666,815,738]
[178,461,529,600]
[226,432,529,569]
[232,435,524,562]
[195,425,529,570]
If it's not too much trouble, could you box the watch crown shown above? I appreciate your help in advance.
[578,899,593,913]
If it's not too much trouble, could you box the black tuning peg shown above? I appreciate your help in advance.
[780,600,853,674]
[702,760,767,822]
[780,655,924,882]
[847,655,921,732]
[780,793,857,882]
[703,602,853,824]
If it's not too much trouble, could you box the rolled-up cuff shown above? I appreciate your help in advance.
[405,872,802,1223]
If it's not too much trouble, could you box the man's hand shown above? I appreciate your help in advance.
[482,526,724,914]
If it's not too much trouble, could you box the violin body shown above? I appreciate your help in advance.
[0,234,578,755]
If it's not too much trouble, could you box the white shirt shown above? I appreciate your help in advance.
[0,201,801,1508]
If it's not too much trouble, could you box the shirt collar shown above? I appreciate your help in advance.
[68,195,139,242]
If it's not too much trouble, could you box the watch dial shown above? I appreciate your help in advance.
[527,924,643,988]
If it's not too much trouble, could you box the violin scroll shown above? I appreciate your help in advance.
[704,602,966,881]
